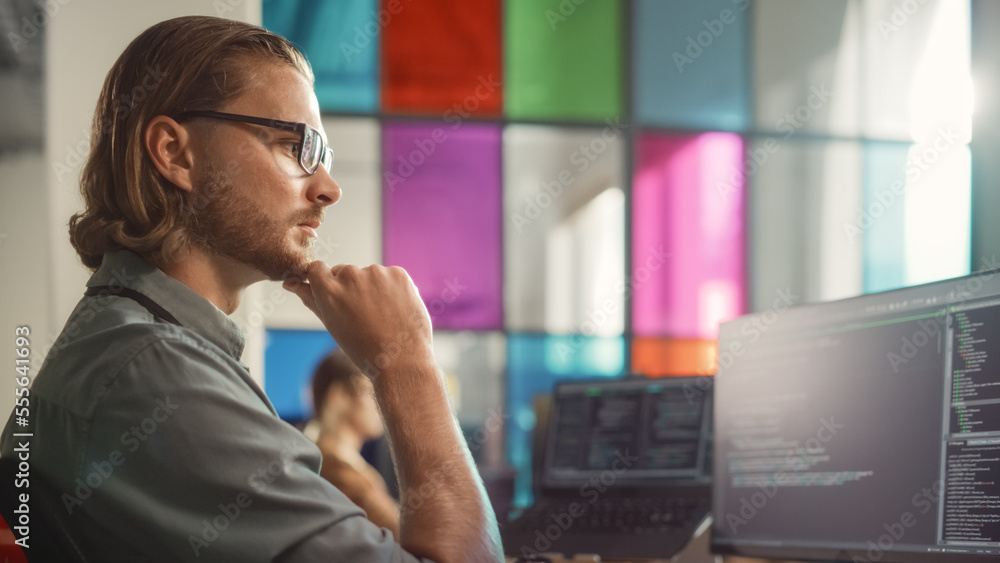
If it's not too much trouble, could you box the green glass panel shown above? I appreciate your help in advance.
[505,0,622,120]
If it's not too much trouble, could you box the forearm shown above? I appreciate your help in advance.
[284,264,502,560]
[375,363,503,563]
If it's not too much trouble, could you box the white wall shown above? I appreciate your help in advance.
[0,0,262,414]
[0,151,51,414]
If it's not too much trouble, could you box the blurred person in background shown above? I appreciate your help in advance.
[306,350,400,537]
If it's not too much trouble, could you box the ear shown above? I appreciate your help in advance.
[144,115,196,192]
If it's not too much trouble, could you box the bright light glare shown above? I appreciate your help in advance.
[908,1,973,144]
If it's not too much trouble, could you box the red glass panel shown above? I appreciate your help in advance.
[381,0,502,115]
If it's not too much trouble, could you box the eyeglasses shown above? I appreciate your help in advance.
[173,110,334,175]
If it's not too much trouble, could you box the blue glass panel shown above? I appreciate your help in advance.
[505,334,625,507]
[863,142,910,293]
[634,0,749,130]
[264,329,337,421]
[263,0,378,113]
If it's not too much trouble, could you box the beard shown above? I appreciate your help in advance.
[185,165,323,282]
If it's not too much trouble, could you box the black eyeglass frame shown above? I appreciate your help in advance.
[173,110,334,175]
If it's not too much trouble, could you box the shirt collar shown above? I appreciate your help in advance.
[86,249,246,361]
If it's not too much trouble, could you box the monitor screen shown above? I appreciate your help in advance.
[544,377,712,488]
[711,269,1000,562]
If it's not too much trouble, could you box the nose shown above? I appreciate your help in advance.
[307,167,342,207]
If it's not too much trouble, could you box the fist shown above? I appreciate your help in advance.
[283,261,435,378]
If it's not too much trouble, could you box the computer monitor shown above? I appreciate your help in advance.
[543,377,713,488]
[711,268,1000,562]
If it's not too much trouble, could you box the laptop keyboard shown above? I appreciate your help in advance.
[522,496,708,535]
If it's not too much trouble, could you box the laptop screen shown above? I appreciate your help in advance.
[542,377,713,488]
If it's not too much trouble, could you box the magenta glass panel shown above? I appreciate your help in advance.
[382,122,502,330]
[632,132,746,338]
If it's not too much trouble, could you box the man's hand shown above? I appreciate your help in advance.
[283,260,504,562]
[282,261,435,377]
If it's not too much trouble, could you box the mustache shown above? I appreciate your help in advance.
[292,206,326,226]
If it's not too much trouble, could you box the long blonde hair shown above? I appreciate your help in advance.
[69,15,313,270]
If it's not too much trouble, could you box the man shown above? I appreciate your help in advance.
[0,15,502,562]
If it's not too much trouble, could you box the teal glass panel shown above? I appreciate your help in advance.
[634,0,748,130]
[263,0,378,113]
[505,333,625,507]
[863,142,910,293]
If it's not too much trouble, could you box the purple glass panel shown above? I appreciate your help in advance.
[632,132,746,338]
[382,121,502,329]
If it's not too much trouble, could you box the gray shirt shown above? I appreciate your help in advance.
[1,250,432,562]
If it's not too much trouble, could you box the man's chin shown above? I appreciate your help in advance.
[267,250,314,283]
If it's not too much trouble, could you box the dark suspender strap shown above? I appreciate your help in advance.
[84,285,183,327]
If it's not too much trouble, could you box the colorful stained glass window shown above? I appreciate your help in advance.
[632,132,745,339]
[506,333,625,506]
[263,0,379,112]
[505,0,622,120]
[381,0,502,115]
[255,2,978,506]
[634,0,748,130]
[382,122,503,330]
[504,125,626,336]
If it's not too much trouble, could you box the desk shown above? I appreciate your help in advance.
[503,520,809,563]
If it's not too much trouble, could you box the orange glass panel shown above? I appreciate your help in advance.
[632,337,718,377]
[381,0,502,115]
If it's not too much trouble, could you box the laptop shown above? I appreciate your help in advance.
[502,376,713,561]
